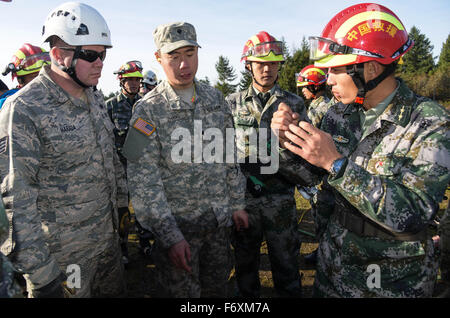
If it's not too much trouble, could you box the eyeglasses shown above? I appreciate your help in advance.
[60,47,107,63]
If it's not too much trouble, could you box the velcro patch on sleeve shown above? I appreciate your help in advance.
[0,136,8,154]
[133,118,155,136]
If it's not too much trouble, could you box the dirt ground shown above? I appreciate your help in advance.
[124,190,449,298]
[124,206,318,298]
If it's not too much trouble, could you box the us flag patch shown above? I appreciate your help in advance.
[0,136,8,154]
[133,118,155,136]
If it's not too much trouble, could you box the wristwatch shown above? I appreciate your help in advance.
[329,157,347,178]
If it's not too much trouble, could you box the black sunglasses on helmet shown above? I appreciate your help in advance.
[60,47,107,63]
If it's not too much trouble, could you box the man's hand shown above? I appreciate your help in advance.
[168,239,192,273]
[232,209,249,231]
[271,103,300,148]
[283,121,342,171]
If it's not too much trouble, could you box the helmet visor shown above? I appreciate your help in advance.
[18,52,51,72]
[309,36,384,61]
[244,41,283,59]
[126,60,143,72]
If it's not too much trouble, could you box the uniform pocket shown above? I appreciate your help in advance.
[366,154,405,176]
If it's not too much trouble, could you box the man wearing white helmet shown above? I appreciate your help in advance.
[0,2,128,297]
[140,70,158,95]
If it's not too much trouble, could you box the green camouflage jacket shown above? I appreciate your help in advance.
[122,80,246,249]
[226,84,308,194]
[0,65,128,290]
[314,79,450,297]
[106,92,141,154]
[307,95,332,128]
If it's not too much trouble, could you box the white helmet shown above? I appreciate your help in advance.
[142,70,158,86]
[41,2,112,47]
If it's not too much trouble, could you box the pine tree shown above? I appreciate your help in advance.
[437,33,450,69]
[198,76,211,86]
[214,55,237,97]
[400,26,435,75]
[278,36,310,94]
[238,70,252,91]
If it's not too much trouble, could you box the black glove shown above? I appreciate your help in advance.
[32,272,66,298]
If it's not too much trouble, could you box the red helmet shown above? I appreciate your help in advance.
[114,60,143,80]
[310,3,413,68]
[3,43,50,80]
[296,65,327,87]
[241,31,285,63]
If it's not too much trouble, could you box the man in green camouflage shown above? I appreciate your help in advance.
[296,64,332,128]
[296,64,334,265]
[272,3,450,297]
[0,3,127,297]
[226,31,305,297]
[106,60,144,266]
[122,21,248,298]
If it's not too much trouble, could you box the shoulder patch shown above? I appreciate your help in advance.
[133,117,155,136]
[0,136,8,154]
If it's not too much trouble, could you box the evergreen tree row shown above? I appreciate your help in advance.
[210,27,449,107]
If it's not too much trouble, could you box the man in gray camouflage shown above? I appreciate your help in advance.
[0,2,127,297]
[122,21,248,298]
[0,185,22,298]
[272,3,450,297]
[226,31,305,297]
[106,60,144,266]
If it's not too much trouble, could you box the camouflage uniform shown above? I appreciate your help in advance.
[106,92,142,263]
[440,203,450,283]
[106,92,141,166]
[0,65,128,298]
[0,184,22,298]
[312,79,450,297]
[307,95,332,128]
[226,84,305,297]
[305,96,337,240]
[122,79,246,298]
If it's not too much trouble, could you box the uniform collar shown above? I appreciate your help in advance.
[244,83,282,101]
[40,65,92,109]
[342,78,413,128]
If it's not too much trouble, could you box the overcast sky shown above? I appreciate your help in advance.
[1,0,449,95]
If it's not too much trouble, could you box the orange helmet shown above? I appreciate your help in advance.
[114,60,143,80]
[241,31,285,63]
[3,43,50,80]
[309,3,413,68]
[296,65,327,87]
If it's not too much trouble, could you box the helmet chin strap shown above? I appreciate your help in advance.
[247,62,278,90]
[346,62,396,105]
[57,46,90,88]
[120,81,139,97]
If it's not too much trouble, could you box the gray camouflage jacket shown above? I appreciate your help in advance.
[123,80,246,248]
[0,65,128,289]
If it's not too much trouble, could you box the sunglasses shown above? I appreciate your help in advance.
[60,47,107,63]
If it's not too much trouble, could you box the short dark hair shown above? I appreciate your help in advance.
[0,79,8,91]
